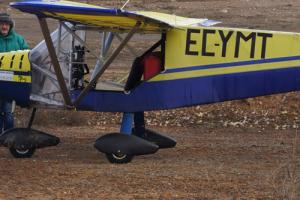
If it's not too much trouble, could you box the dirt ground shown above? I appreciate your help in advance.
[0,0,300,199]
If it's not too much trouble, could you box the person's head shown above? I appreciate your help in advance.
[0,13,13,36]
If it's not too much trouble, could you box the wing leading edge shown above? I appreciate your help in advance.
[10,0,216,32]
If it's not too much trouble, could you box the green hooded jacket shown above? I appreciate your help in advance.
[0,28,29,53]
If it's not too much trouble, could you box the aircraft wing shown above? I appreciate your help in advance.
[10,0,218,32]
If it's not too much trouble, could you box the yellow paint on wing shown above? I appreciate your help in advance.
[42,12,162,31]
[37,0,210,30]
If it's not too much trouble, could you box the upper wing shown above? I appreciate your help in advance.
[10,0,218,32]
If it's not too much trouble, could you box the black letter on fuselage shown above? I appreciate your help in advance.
[235,32,256,58]
[185,29,200,56]
[202,29,216,57]
[219,30,234,57]
[257,33,273,59]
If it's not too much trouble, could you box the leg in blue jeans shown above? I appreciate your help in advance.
[1,100,14,131]
[0,100,3,133]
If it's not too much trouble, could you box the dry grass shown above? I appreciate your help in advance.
[269,131,299,199]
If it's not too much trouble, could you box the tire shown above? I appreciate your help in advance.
[105,152,134,164]
[9,147,36,158]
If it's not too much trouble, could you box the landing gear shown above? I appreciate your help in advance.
[0,108,60,158]
[9,147,36,158]
[94,112,176,164]
[94,132,158,164]
[105,152,134,164]
[105,113,136,164]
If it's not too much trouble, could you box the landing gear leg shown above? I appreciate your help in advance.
[27,107,37,129]
[133,112,146,138]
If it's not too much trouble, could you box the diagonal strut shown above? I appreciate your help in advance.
[38,17,72,106]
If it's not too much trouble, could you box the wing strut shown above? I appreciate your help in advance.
[73,21,142,107]
[38,18,72,106]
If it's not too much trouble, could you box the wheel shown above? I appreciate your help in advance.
[105,152,134,164]
[9,147,36,158]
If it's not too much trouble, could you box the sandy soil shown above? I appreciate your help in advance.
[0,0,299,199]
[0,125,299,200]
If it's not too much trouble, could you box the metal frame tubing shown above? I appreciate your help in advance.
[38,17,72,106]
[73,21,141,107]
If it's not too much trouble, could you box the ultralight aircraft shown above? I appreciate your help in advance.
[1,0,300,163]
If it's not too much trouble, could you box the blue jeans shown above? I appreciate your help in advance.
[0,99,14,133]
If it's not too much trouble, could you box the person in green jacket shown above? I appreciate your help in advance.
[0,13,28,51]
[0,13,29,133]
